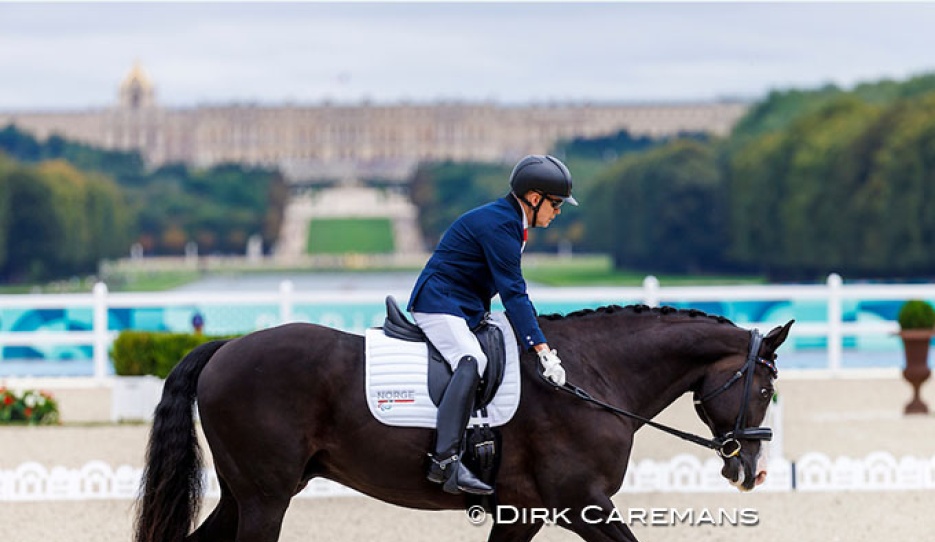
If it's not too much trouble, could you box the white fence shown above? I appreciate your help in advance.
[3,451,934,501]
[0,273,933,380]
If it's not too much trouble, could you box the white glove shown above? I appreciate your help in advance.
[537,349,566,386]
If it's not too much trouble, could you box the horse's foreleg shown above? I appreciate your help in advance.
[487,522,543,542]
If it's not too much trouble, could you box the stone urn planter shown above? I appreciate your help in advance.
[111,375,165,422]
[896,300,935,415]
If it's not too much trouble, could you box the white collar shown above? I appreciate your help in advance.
[512,194,529,230]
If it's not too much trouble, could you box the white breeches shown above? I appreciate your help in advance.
[411,312,488,377]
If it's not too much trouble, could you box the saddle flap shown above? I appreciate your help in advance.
[473,321,506,408]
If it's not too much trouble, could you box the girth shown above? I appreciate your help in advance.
[382,296,506,410]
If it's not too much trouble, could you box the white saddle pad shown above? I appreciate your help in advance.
[364,312,521,428]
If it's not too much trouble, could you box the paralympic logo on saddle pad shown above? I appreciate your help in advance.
[376,389,417,411]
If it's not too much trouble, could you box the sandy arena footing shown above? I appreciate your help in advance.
[1,374,933,541]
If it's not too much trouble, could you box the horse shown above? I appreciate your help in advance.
[134,304,793,542]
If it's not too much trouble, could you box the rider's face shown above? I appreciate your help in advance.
[533,193,562,227]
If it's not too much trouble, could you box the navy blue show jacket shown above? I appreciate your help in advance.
[408,195,547,350]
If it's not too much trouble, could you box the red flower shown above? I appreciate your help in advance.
[3,395,13,406]
[24,408,33,418]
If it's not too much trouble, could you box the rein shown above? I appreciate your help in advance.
[553,380,732,454]
[544,329,773,458]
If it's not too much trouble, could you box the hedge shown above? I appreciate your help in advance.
[111,331,236,377]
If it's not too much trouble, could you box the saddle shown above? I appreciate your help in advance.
[382,296,507,411]
[382,295,505,508]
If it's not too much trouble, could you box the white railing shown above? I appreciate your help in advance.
[0,273,933,380]
[4,451,934,501]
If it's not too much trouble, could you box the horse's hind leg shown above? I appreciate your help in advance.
[187,478,238,542]
[487,523,543,542]
[235,495,291,542]
[564,499,639,542]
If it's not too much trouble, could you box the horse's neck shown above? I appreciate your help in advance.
[626,353,706,421]
[565,316,721,420]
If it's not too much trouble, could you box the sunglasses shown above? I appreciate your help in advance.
[538,192,564,209]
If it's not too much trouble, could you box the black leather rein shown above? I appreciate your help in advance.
[544,329,774,458]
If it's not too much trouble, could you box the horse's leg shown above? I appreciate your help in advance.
[187,477,239,542]
[200,417,303,542]
[234,494,292,542]
[562,497,638,542]
[209,446,302,542]
[487,522,543,542]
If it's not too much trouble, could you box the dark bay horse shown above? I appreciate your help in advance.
[135,305,793,542]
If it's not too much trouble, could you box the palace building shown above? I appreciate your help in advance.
[1,64,749,182]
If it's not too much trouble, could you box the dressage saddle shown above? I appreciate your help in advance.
[382,296,507,411]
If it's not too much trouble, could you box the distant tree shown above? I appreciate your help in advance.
[850,93,935,276]
[0,125,43,161]
[726,95,881,279]
[0,153,13,269]
[410,161,508,247]
[729,85,845,145]
[2,165,59,280]
[552,129,658,162]
[597,139,727,274]
[0,125,287,261]
[0,159,131,281]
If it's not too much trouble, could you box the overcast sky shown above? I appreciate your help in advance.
[2,2,935,110]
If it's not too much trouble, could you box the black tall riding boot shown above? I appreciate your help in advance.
[426,355,493,495]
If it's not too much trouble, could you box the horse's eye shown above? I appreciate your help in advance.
[760,388,773,400]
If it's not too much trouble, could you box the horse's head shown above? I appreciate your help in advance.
[693,320,793,491]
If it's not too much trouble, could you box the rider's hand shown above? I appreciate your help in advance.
[537,348,566,386]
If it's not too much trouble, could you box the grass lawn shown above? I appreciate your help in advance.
[522,255,765,286]
[2,254,764,294]
[0,271,204,294]
[307,218,395,254]
[107,271,203,292]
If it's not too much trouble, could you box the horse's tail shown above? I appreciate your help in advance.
[134,339,229,542]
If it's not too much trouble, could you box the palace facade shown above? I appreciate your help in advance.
[1,65,749,182]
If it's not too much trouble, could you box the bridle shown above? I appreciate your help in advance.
[693,329,778,458]
[548,329,777,458]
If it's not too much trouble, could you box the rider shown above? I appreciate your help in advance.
[408,154,577,495]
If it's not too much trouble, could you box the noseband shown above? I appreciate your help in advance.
[550,329,776,459]
[694,329,777,458]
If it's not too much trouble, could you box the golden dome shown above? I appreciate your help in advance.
[120,61,153,92]
[118,61,156,109]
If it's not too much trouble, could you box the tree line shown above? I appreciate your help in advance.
[5,70,935,283]
[0,125,287,282]
[0,154,129,281]
[414,73,935,281]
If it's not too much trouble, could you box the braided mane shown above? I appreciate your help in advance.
[539,304,735,325]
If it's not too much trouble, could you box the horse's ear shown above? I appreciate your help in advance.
[763,320,794,353]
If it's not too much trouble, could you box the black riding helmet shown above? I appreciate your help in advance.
[509,154,578,206]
